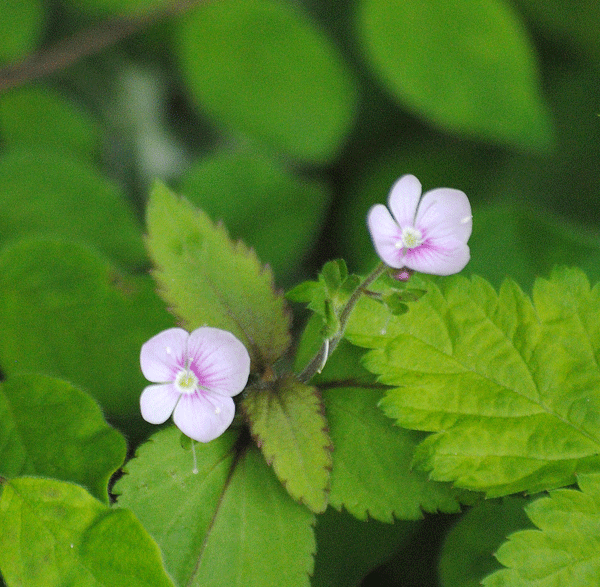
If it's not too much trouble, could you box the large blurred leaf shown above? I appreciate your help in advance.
[439,497,534,587]
[115,427,315,587]
[0,374,126,503]
[468,200,600,291]
[176,0,358,163]
[0,477,175,587]
[146,181,291,371]
[0,86,101,161]
[242,375,332,513]
[0,149,146,270]
[62,0,168,16]
[357,0,554,152]
[179,148,331,280]
[0,239,173,419]
[484,473,600,586]
[345,268,600,497]
[0,0,44,65]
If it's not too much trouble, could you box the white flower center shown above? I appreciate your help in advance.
[400,226,423,249]
[174,368,199,395]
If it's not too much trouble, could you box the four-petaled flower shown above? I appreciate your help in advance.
[140,327,250,442]
[367,174,472,276]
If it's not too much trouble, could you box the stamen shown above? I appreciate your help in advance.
[401,226,423,249]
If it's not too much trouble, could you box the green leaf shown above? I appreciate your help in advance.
[357,0,554,152]
[0,477,175,587]
[439,497,534,587]
[484,473,600,586]
[115,427,315,587]
[146,181,291,370]
[62,0,169,16]
[0,239,174,420]
[345,269,600,497]
[0,0,44,64]
[0,86,101,161]
[0,374,126,503]
[176,0,358,163]
[242,375,332,513]
[324,386,463,521]
[179,148,332,280]
[0,149,146,270]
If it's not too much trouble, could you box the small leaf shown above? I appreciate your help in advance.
[357,0,554,151]
[0,374,126,503]
[484,473,600,586]
[146,181,291,371]
[242,375,332,513]
[176,0,358,163]
[346,269,600,497]
[115,427,315,587]
[0,477,175,587]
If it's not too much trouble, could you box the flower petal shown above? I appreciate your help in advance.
[140,328,188,382]
[140,383,179,424]
[404,239,470,275]
[415,187,472,244]
[367,204,405,268]
[388,174,422,227]
[173,392,235,443]
[187,327,250,397]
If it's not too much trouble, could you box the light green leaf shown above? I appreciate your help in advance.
[0,374,126,503]
[357,0,554,152]
[0,477,175,587]
[324,386,463,522]
[242,375,332,513]
[146,181,291,371]
[0,239,174,420]
[179,148,331,280]
[0,86,101,161]
[115,427,315,587]
[176,0,357,163]
[345,269,600,497]
[484,473,600,586]
[439,497,534,587]
[0,149,146,270]
[0,0,44,64]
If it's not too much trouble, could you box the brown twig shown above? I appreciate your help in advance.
[0,0,203,93]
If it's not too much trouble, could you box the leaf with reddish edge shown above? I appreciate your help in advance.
[242,375,332,513]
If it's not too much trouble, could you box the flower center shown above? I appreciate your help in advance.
[396,226,423,250]
[175,368,199,395]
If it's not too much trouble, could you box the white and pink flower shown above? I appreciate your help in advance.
[140,327,250,442]
[367,174,472,276]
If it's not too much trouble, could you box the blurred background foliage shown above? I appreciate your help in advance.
[0,0,598,585]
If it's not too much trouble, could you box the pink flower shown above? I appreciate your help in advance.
[367,174,472,276]
[140,327,250,442]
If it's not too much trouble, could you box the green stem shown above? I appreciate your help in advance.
[298,262,386,383]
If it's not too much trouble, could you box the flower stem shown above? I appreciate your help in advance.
[298,262,386,382]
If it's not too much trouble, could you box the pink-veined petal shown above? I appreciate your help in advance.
[388,175,422,227]
[140,328,188,382]
[187,327,250,397]
[415,187,472,244]
[173,393,235,443]
[404,239,470,275]
[140,383,179,424]
[367,204,405,268]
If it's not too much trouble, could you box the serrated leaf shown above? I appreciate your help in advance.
[357,0,554,152]
[484,473,600,586]
[242,375,332,513]
[0,239,173,421]
[345,269,600,497]
[0,477,175,587]
[115,427,315,587]
[146,181,291,371]
[0,374,126,503]
[439,497,534,587]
